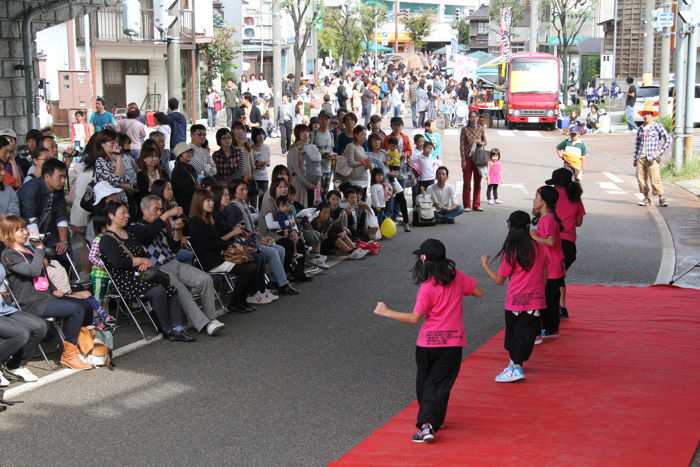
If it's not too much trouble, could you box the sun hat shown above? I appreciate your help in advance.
[173,142,196,157]
[413,238,447,262]
[93,181,124,206]
[639,100,659,116]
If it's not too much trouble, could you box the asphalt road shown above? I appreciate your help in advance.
[0,127,661,467]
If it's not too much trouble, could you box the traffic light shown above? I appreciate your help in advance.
[122,0,142,37]
[154,0,179,33]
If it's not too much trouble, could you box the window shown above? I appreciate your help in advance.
[125,60,149,75]
[476,22,487,34]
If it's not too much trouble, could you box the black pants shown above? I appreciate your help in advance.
[280,120,293,153]
[562,240,577,271]
[392,192,409,224]
[487,184,499,200]
[542,278,564,333]
[0,312,48,369]
[276,237,305,276]
[415,346,462,431]
[504,311,541,365]
[143,285,184,332]
[256,181,269,210]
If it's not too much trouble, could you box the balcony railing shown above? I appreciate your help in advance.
[82,7,195,44]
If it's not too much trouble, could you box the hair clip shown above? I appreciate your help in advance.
[419,254,427,262]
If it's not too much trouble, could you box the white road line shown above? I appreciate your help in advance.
[524,131,544,138]
[444,129,459,136]
[603,172,625,184]
[599,181,623,191]
[501,183,529,194]
[606,190,628,195]
[496,130,515,137]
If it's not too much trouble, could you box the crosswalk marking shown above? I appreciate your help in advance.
[497,130,515,137]
[444,129,459,136]
[599,181,623,191]
[501,183,529,194]
[524,131,544,138]
[603,172,625,184]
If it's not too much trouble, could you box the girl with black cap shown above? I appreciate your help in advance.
[374,238,483,443]
[481,211,548,383]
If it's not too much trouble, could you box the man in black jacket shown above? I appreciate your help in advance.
[131,195,225,336]
[18,159,70,256]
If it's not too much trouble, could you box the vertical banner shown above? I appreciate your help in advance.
[500,7,512,59]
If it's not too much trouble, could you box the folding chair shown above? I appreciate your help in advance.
[63,250,91,289]
[100,259,160,340]
[184,240,235,311]
[1,279,62,369]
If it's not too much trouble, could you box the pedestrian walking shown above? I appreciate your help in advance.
[205,88,218,130]
[459,111,487,211]
[634,101,670,207]
[625,77,637,131]
[374,239,483,443]
[224,79,240,128]
[480,211,547,383]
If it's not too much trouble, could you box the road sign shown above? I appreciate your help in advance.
[655,11,674,29]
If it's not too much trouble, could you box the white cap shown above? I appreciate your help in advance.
[173,142,196,157]
[0,128,17,139]
[93,181,123,206]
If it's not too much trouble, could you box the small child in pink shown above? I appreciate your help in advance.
[374,239,483,444]
[481,210,548,383]
[487,148,503,205]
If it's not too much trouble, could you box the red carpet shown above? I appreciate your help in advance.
[331,285,700,467]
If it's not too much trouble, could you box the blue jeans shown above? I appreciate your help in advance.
[207,107,215,128]
[411,102,417,127]
[625,105,636,130]
[39,298,90,344]
[393,105,402,118]
[435,206,464,223]
[258,243,288,287]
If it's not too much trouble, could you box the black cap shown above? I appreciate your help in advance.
[507,210,531,229]
[413,239,447,261]
[545,167,574,186]
[318,110,331,119]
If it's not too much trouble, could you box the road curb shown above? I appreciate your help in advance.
[650,205,676,285]
[3,334,162,400]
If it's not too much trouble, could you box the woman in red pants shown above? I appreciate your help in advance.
[459,111,487,211]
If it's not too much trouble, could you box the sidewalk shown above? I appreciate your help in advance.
[658,181,700,288]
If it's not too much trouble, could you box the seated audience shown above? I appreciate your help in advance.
[427,166,464,224]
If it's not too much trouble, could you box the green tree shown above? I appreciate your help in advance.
[489,0,525,36]
[320,4,363,70]
[402,11,433,50]
[359,3,388,49]
[200,24,239,88]
[452,17,470,47]
[282,0,323,90]
[542,0,595,103]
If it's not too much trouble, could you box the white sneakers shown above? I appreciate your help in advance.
[0,373,9,387]
[205,319,225,336]
[3,366,39,383]
[246,290,279,305]
[349,249,369,260]
[309,255,330,269]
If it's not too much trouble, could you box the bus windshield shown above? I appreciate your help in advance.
[510,59,559,94]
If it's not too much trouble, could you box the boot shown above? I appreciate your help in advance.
[60,342,93,370]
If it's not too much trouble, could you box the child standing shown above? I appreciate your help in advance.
[370,168,388,223]
[366,134,388,175]
[531,186,566,340]
[480,211,548,382]
[487,148,503,205]
[387,165,411,232]
[374,239,483,443]
[385,137,401,168]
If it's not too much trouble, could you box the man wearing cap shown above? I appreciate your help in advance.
[634,101,669,207]
[555,127,587,181]
[188,124,217,179]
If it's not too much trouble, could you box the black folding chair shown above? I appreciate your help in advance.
[184,240,234,310]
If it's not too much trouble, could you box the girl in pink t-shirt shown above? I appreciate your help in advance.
[374,239,483,444]
[481,210,547,383]
[487,148,503,205]
[531,186,566,340]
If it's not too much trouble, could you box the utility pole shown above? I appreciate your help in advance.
[658,2,673,118]
[673,21,687,172]
[160,0,182,105]
[272,0,282,121]
[683,25,698,163]
[394,0,399,52]
[642,0,655,85]
[529,0,539,52]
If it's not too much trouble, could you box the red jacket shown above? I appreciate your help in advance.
[382,132,412,159]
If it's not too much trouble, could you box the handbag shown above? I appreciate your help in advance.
[223,243,254,264]
[103,231,170,288]
[79,179,97,212]
[471,145,490,167]
[17,250,50,292]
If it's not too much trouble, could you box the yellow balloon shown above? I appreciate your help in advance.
[380,218,397,239]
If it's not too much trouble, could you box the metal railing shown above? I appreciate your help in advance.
[84,8,195,44]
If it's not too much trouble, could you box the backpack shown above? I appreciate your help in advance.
[303,144,323,184]
[412,190,436,226]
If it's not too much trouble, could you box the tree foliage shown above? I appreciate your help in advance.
[542,0,595,103]
[319,4,363,69]
[359,3,388,48]
[402,12,433,49]
[452,17,470,47]
[200,24,239,87]
[489,0,525,35]
[282,0,323,88]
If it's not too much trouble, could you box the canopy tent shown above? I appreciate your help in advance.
[434,44,467,55]
[365,41,393,53]
[467,51,493,66]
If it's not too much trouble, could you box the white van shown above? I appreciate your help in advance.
[634,84,700,126]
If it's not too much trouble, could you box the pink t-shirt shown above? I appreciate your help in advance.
[536,213,566,279]
[414,270,478,348]
[497,243,548,311]
[555,186,585,243]
[488,160,502,185]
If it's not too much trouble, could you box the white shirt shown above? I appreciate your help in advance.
[370,183,386,209]
[253,144,271,181]
[412,152,438,181]
[427,183,459,210]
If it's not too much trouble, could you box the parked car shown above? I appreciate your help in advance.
[634,84,700,126]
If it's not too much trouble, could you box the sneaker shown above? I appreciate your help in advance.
[247,291,275,305]
[348,249,365,260]
[638,198,651,206]
[166,330,196,342]
[304,266,323,276]
[7,366,39,382]
[488,199,495,205]
[495,365,525,383]
[205,319,225,336]
[404,223,411,232]
[495,199,503,204]
[309,257,330,269]
[411,423,435,443]
[277,284,300,295]
[464,207,472,212]
[473,207,484,212]
[658,197,668,207]
[534,333,544,345]
[542,330,559,339]
[560,307,569,319]
[263,289,280,301]
[0,373,8,387]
